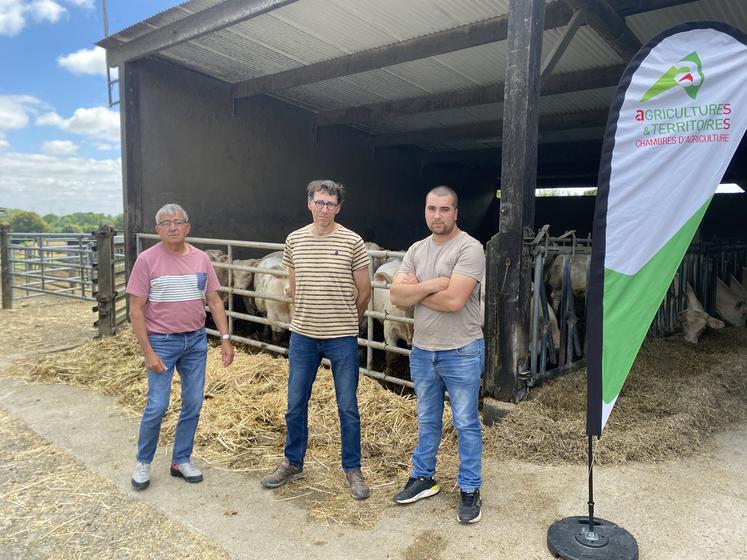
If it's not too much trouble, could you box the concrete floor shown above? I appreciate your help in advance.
[1,356,745,560]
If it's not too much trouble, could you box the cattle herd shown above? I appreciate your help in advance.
[204,245,747,373]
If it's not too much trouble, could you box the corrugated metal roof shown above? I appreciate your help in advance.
[102,0,747,151]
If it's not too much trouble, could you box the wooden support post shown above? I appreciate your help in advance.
[1,225,12,309]
[95,225,117,337]
[494,0,545,402]
[120,62,143,326]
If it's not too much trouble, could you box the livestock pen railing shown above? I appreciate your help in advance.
[496,229,746,397]
[136,233,414,389]
[0,225,128,337]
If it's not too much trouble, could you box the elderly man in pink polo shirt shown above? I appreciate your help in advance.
[126,203,234,490]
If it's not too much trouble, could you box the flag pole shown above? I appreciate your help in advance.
[546,434,638,559]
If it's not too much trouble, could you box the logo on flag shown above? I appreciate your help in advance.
[641,52,704,102]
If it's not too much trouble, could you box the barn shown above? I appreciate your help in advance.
[97,0,747,410]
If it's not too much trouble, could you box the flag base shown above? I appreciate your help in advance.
[547,516,638,559]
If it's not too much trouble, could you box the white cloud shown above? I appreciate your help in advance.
[0,95,47,142]
[0,151,122,214]
[95,142,117,151]
[37,106,120,143]
[28,0,64,23]
[0,132,9,149]
[42,139,79,155]
[0,0,25,35]
[58,46,114,77]
[0,0,76,36]
[64,0,92,8]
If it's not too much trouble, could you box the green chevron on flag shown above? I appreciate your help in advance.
[640,51,704,102]
[587,24,747,435]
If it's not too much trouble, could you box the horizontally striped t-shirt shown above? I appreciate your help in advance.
[126,243,220,334]
[283,224,370,339]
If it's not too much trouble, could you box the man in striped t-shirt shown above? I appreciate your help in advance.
[261,180,372,500]
[126,203,234,491]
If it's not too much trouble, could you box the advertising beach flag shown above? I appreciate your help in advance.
[587,23,747,435]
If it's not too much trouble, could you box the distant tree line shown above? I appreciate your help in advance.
[0,208,124,233]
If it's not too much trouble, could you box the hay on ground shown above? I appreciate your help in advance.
[6,326,746,527]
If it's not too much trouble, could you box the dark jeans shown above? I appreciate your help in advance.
[284,332,361,471]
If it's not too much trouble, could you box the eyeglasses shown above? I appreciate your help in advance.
[157,220,188,227]
[312,200,339,210]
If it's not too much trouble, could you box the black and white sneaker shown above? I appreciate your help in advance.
[393,476,440,504]
[457,489,481,524]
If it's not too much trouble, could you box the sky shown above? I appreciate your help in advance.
[0,1,742,217]
[0,0,176,216]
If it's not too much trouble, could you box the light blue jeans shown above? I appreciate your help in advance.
[409,338,485,492]
[136,328,207,465]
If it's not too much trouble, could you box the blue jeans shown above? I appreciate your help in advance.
[409,338,485,492]
[136,329,208,465]
[285,332,361,471]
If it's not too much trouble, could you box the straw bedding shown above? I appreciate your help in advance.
[5,326,746,527]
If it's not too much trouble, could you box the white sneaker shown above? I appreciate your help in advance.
[170,461,203,483]
[131,462,150,490]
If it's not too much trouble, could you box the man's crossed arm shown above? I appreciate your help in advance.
[390,272,476,313]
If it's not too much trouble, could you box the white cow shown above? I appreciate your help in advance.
[730,274,747,300]
[364,241,388,275]
[544,254,588,313]
[253,251,293,343]
[372,259,414,352]
[205,249,229,305]
[716,278,747,328]
[680,283,724,344]
[232,258,259,315]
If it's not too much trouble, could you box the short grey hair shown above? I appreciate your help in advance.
[306,179,345,204]
[155,203,189,224]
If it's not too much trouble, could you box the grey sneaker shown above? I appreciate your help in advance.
[345,469,370,500]
[261,458,303,489]
[131,462,150,490]
[170,461,203,483]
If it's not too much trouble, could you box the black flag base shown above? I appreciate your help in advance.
[547,516,638,560]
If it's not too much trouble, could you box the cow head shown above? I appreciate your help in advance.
[232,259,258,291]
[679,308,724,344]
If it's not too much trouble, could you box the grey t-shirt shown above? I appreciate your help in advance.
[399,230,485,351]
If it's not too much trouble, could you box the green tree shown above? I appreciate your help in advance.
[9,211,50,233]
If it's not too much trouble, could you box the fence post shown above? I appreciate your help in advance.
[95,225,116,337]
[1,225,12,309]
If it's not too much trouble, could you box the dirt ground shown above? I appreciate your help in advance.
[0,296,745,559]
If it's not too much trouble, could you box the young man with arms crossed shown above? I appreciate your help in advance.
[390,186,486,523]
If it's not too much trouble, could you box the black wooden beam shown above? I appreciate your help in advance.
[540,9,584,86]
[104,0,298,67]
[492,0,545,402]
[233,0,694,99]
[564,0,642,60]
[120,62,143,281]
[373,109,607,147]
[316,64,623,126]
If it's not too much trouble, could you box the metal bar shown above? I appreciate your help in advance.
[524,359,588,387]
[540,9,584,86]
[10,284,95,301]
[105,0,299,67]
